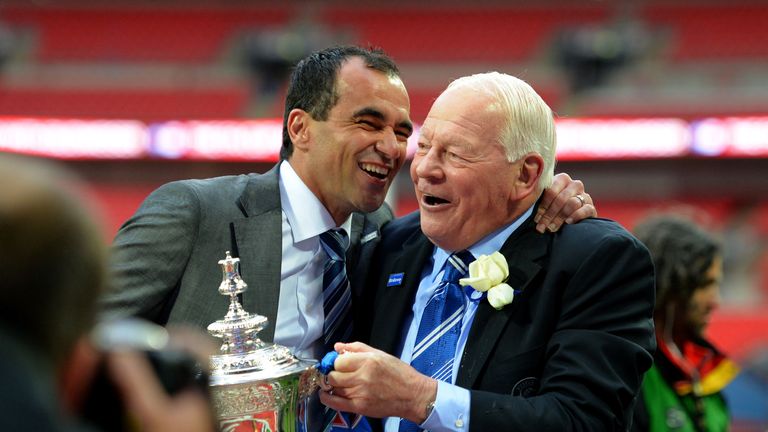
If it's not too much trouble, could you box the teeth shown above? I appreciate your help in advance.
[360,163,389,176]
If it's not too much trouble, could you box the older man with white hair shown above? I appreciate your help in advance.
[321,72,656,432]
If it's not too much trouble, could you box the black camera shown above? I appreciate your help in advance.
[80,319,210,431]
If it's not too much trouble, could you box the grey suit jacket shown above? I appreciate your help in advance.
[101,163,392,342]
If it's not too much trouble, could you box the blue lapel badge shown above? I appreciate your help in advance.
[387,272,404,287]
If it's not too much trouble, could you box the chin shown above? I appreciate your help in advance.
[358,199,385,213]
[689,324,707,340]
[419,224,440,241]
[421,227,454,250]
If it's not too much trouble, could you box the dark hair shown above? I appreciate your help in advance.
[0,155,107,363]
[633,215,720,308]
[280,45,400,159]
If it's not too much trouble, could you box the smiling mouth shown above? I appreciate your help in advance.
[360,163,389,180]
[423,194,450,206]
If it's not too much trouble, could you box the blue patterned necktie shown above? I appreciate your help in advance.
[319,229,353,353]
[319,229,371,432]
[399,250,475,432]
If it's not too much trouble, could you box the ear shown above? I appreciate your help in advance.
[287,108,312,152]
[515,153,544,198]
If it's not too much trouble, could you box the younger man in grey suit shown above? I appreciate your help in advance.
[322,73,655,431]
[102,46,411,360]
[101,46,594,362]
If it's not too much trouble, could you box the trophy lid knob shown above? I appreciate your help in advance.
[217,251,247,296]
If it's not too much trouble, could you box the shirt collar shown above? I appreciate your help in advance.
[279,161,351,243]
[431,204,536,276]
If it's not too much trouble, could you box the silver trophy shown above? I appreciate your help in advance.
[208,251,320,432]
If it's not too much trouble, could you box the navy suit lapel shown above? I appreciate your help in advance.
[232,164,283,342]
[372,231,434,356]
[457,210,549,389]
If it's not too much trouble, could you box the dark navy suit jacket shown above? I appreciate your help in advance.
[361,205,655,431]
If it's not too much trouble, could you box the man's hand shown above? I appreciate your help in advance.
[320,342,437,423]
[535,172,597,233]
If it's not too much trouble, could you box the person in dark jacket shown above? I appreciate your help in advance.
[320,72,655,432]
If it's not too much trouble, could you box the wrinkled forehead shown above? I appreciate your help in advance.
[421,87,504,143]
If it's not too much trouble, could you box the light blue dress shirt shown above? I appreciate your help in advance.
[384,205,534,432]
[275,161,351,360]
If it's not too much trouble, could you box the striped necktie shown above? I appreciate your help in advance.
[399,250,475,432]
[319,229,371,432]
[319,229,353,353]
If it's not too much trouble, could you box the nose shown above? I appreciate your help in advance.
[374,129,402,161]
[412,146,444,181]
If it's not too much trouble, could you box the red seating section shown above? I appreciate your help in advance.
[0,87,250,121]
[643,5,768,61]
[2,6,612,63]
[88,183,161,239]
[576,100,768,121]
[5,5,764,65]
[3,4,766,65]
[323,6,609,62]
[2,7,294,62]
[2,3,766,121]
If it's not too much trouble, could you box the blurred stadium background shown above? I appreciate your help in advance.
[0,0,766,428]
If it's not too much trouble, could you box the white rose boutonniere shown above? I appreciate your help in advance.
[459,252,516,310]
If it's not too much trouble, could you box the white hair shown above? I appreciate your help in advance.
[446,72,557,191]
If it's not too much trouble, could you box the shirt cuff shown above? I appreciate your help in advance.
[420,380,470,431]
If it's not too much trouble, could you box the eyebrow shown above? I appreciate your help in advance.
[419,126,471,151]
[353,107,414,136]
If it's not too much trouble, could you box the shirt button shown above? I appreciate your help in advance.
[455,419,464,428]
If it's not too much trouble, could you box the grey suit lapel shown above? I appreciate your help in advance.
[232,164,283,342]
[457,209,548,388]
[346,213,365,275]
[348,212,380,302]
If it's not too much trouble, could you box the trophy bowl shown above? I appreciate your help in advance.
[208,252,321,432]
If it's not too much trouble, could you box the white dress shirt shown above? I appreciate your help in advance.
[274,161,351,360]
[384,205,534,432]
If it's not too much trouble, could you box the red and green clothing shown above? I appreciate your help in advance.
[633,335,739,432]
